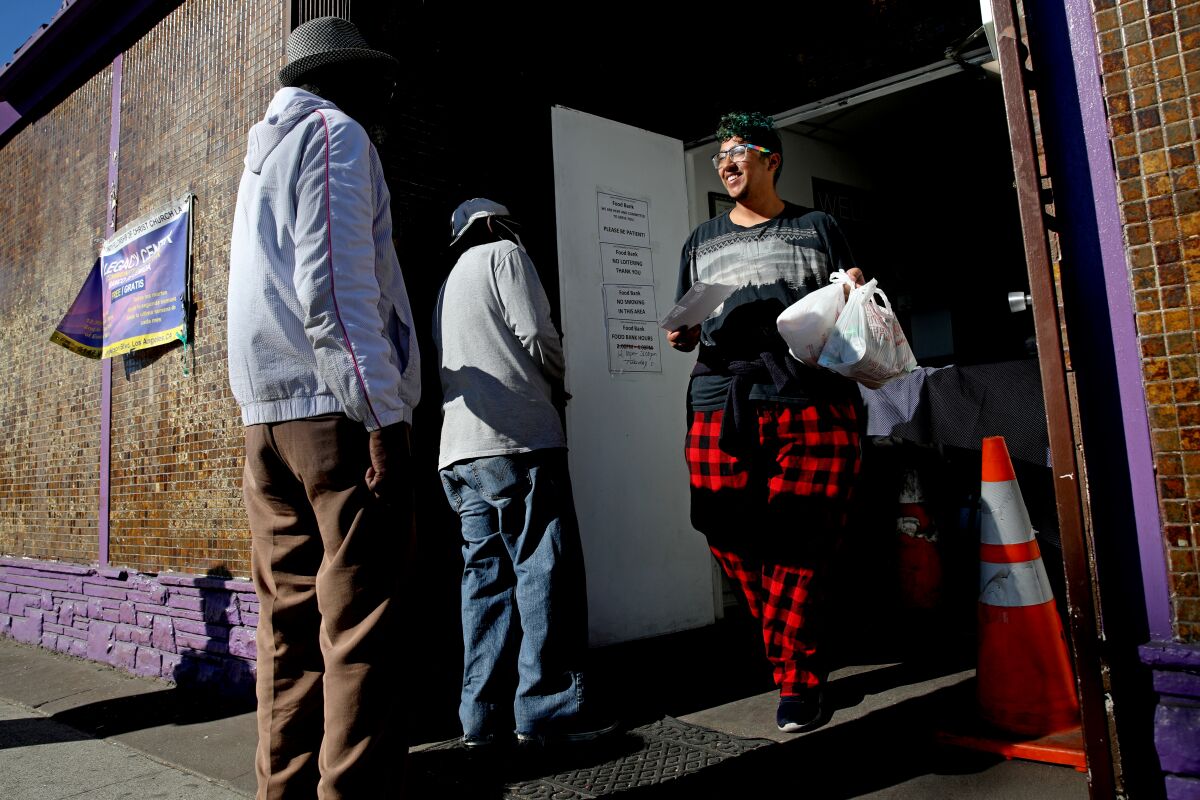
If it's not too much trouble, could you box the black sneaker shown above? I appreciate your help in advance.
[516,712,618,745]
[461,732,510,749]
[776,690,825,733]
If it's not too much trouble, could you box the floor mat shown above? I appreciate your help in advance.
[409,716,774,799]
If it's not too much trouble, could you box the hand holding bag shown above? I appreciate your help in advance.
[817,278,917,388]
[776,269,852,365]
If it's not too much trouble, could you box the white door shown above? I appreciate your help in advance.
[551,106,716,645]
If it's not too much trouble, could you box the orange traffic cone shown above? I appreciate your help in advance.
[977,436,1079,736]
[896,467,942,610]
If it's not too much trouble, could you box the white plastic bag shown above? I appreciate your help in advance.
[817,278,917,388]
[776,269,852,365]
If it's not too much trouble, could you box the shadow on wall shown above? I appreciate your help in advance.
[169,565,256,698]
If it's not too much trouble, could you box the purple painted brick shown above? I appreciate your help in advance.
[175,631,229,656]
[203,595,239,626]
[9,593,38,616]
[167,594,204,612]
[135,646,162,678]
[129,576,157,592]
[68,639,87,658]
[73,619,89,630]
[58,627,85,640]
[1,566,62,579]
[137,612,153,627]
[57,604,73,626]
[0,582,18,593]
[243,612,259,627]
[100,609,119,623]
[0,591,9,613]
[54,636,72,654]
[40,591,53,610]
[1,560,91,576]
[12,609,44,645]
[1166,775,1200,800]
[1156,671,1200,699]
[86,599,103,618]
[40,633,57,651]
[1156,702,1200,775]
[173,617,228,637]
[86,620,115,661]
[96,567,128,580]
[136,603,204,621]
[114,624,133,642]
[66,577,84,593]
[43,622,65,635]
[83,583,127,600]
[161,652,182,680]
[0,614,10,632]
[151,616,176,653]
[229,626,256,661]
[158,574,243,590]
[128,589,168,605]
[110,640,137,670]
[1142,643,1200,670]
[119,602,136,624]
[2,575,70,592]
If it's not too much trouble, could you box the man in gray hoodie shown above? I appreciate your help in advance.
[227,17,418,800]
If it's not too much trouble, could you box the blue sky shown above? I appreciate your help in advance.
[0,0,64,68]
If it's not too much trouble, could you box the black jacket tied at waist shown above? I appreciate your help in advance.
[693,347,803,457]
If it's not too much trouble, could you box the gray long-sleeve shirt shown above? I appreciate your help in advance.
[434,240,566,469]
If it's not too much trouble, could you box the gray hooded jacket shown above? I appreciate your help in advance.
[228,87,419,431]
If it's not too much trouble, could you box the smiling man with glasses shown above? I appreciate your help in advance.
[668,111,864,734]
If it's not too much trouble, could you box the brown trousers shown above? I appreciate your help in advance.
[244,414,412,800]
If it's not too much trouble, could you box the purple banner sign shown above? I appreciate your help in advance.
[49,258,104,358]
[51,195,191,359]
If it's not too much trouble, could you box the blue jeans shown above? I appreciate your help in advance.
[439,448,589,738]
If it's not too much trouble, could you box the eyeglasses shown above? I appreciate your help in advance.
[711,143,772,169]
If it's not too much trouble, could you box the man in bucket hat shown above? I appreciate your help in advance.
[434,199,615,749]
[227,16,418,799]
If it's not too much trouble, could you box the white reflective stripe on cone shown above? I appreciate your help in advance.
[979,558,1055,607]
[979,479,1035,546]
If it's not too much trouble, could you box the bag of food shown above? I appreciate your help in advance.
[817,279,917,388]
[776,269,852,365]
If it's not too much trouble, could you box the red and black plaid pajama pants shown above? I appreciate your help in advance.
[685,401,860,696]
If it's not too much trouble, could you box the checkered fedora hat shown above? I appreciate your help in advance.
[280,16,399,87]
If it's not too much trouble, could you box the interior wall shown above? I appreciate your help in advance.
[685,130,876,231]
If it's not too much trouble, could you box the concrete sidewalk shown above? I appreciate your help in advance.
[0,630,1091,799]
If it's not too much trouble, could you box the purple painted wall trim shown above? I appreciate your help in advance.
[1140,642,1200,797]
[99,53,122,567]
[0,0,161,142]
[0,556,257,692]
[1062,0,1171,639]
[0,101,19,132]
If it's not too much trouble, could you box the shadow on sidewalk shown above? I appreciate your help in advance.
[0,682,252,751]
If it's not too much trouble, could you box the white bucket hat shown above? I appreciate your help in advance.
[449,198,516,247]
[280,16,399,87]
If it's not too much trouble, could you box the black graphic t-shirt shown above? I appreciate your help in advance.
[676,202,858,410]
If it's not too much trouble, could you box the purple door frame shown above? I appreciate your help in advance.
[1044,0,1172,640]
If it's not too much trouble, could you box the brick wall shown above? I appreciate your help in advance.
[1092,0,1200,642]
[0,67,111,564]
[106,0,283,575]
